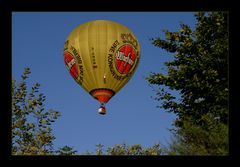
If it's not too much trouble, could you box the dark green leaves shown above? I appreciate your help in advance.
[90,143,163,155]
[147,12,228,155]
[55,146,77,155]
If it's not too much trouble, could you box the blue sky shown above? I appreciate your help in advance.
[12,12,196,154]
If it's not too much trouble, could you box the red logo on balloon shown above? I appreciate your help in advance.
[115,44,136,74]
[64,51,78,80]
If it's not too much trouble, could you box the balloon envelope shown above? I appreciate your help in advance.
[64,20,140,113]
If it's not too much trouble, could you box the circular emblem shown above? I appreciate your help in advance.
[64,51,78,80]
[115,44,137,74]
[108,33,140,81]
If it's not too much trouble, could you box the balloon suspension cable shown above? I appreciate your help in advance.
[98,103,106,115]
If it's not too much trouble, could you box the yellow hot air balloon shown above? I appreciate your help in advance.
[63,20,140,115]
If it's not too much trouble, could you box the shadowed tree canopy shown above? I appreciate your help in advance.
[146,12,228,155]
[92,143,164,155]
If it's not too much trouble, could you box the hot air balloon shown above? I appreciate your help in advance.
[63,20,140,115]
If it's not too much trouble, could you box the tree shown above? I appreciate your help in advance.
[146,12,228,155]
[12,67,69,155]
[55,146,78,155]
[93,143,163,155]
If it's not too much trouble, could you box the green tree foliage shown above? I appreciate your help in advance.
[55,146,78,155]
[93,143,163,155]
[12,67,65,155]
[146,12,228,155]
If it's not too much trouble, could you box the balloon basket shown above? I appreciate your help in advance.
[98,103,106,115]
